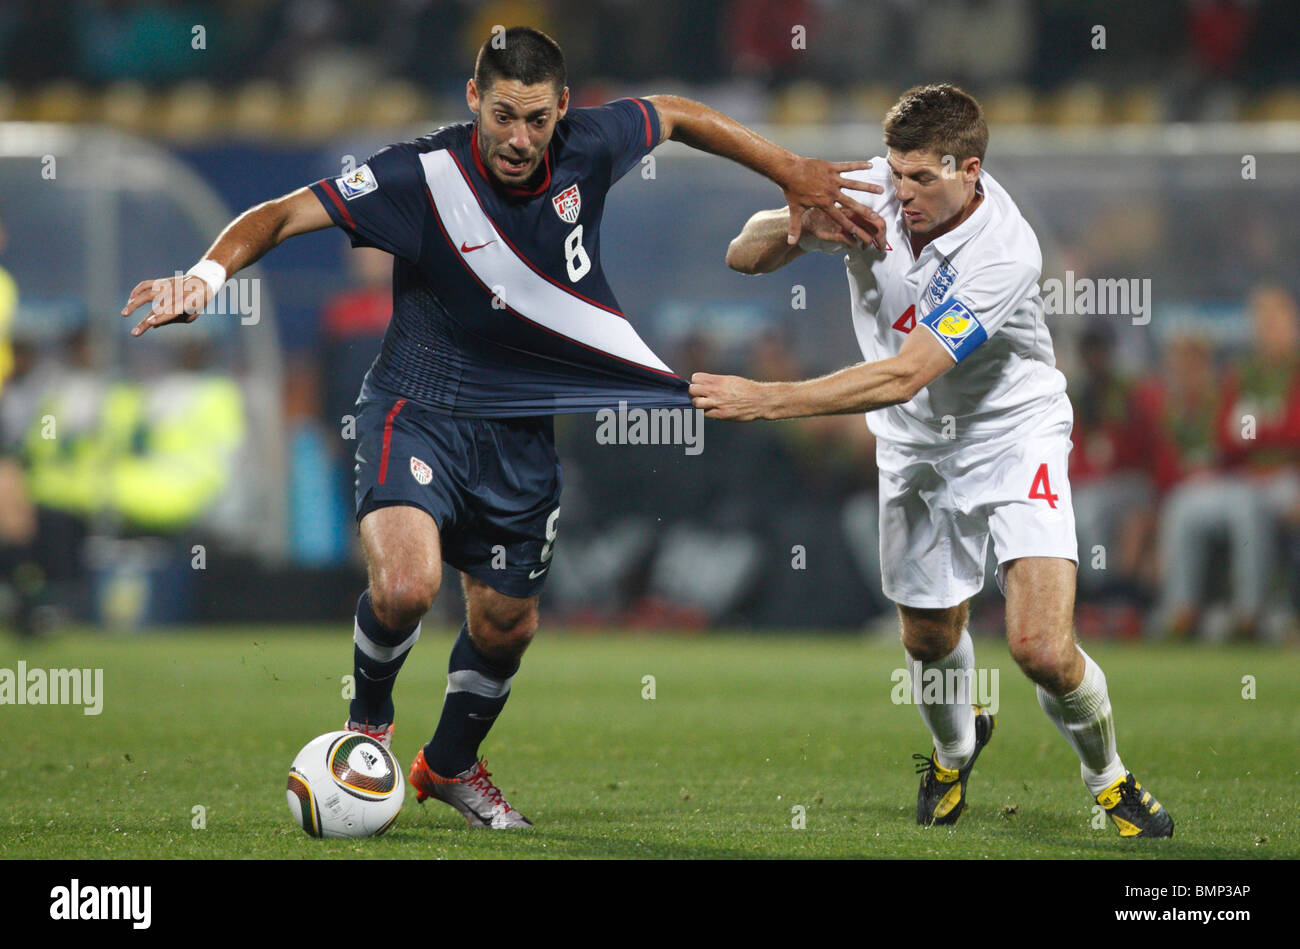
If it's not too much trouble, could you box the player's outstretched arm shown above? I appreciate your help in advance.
[725,208,808,274]
[644,94,886,250]
[689,327,955,421]
[121,187,333,337]
[726,205,881,274]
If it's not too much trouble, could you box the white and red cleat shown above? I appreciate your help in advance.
[408,749,533,829]
[344,719,394,750]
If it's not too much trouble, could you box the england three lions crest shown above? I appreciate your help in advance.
[925,258,958,308]
[552,183,581,224]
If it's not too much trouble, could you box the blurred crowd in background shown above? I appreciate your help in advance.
[0,1,1297,639]
[3,0,1300,134]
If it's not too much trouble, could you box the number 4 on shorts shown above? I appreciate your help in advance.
[1029,463,1059,508]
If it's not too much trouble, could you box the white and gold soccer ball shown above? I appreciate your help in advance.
[286,731,404,838]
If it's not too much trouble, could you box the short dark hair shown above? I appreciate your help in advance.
[474,26,566,94]
[883,84,988,163]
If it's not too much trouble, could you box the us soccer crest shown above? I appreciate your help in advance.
[409,456,432,485]
[552,183,581,224]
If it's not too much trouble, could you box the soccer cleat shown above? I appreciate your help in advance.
[1095,773,1173,838]
[408,748,533,829]
[345,719,394,750]
[913,705,996,826]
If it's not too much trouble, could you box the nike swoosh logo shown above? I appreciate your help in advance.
[467,713,497,721]
[460,239,496,253]
[528,567,549,579]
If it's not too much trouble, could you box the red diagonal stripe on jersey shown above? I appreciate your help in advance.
[630,98,654,147]
[377,398,407,484]
[317,178,356,230]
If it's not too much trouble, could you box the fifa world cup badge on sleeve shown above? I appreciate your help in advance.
[338,164,378,200]
[921,297,987,362]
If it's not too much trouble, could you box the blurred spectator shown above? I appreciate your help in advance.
[261,0,380,91]
[0,214,41,634]
[1139,333,1221,496]
[1172,0,1259,120]
[725,0,818,84]
[321,247,391,439]
[1153,285,1300,640]
[376,0,475,92]
[1126,332,1220,604]
[2,0,1298,97]
[75,0,218,85]
[1186,0,1256,79]
[1068,323,1155,602]
[311,246,395,564]
[0,313,252,633]
[108,338,247,534]
[918,0,1034,88]
[0,213,12,389]
[0,321,103,632]
[734,328,881,627]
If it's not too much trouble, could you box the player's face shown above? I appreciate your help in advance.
[886,149,979,236]
[468,78,569,186]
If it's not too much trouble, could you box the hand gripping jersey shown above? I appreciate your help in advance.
[823,161,1070,447]
[311,99,690,418]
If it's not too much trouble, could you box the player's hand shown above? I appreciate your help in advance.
[800,206,880,247]
[781,157,886,251]
[120,275,210,337]
[689,372,776,421]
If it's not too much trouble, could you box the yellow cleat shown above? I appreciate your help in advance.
[914,706,995,826]
[1096,773,1174,838]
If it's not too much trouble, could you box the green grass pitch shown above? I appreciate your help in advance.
[1,628,1296,859]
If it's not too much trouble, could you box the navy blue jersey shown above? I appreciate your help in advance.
[310,98,690,418]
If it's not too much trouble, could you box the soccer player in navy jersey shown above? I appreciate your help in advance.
[121,26,886,828]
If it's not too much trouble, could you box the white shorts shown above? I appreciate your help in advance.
[876,414,1079,609]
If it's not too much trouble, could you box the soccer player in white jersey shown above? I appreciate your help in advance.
[691,85,1172,838]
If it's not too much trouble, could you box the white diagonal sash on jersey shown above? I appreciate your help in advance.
[421,150,673,375]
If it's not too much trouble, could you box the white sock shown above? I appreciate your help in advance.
[1036,648,1127,795]
[907,628,976,769]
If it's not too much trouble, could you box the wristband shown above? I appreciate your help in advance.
[185,258,227,298]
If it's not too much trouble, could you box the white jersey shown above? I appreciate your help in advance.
[815,160,1069,448]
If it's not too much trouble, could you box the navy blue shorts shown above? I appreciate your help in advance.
[353,396,561,599]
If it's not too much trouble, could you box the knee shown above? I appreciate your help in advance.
[900,603,968,662]
[1009,635,1078,692]
[904,626,956,663]
[471,603,539,663]
[370,571,440,630]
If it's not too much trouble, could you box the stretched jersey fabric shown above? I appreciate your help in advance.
[310,99,690,418]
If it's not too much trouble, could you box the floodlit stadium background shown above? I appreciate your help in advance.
[1,0,1297,640]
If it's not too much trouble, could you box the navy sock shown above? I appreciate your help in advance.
[349,589,422,727]
[424,623,519,777]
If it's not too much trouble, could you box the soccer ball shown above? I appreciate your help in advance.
[286,730,404,838]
